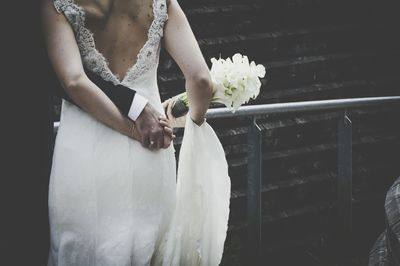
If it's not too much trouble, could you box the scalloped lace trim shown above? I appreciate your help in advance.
[53,0,168,85]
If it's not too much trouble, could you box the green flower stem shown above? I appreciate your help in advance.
[171,85,220,117]
[172,89,221,117]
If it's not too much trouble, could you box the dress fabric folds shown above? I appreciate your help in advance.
[153,117,231,266]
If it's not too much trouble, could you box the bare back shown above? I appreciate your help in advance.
[75,0,155,80]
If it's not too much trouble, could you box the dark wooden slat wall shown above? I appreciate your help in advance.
[174,1,399,265]
[50,0,400,265]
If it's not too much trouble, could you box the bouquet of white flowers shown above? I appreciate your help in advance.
[171,53,266,117]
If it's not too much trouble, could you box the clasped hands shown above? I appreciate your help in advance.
[129,98,188,150]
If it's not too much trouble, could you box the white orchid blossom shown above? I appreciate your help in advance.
[210,53,266,112]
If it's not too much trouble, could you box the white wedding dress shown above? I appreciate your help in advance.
[48,0,231,265]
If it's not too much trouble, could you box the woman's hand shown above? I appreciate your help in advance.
[162,98,187,128]
[159,116,176,148]
[134,103,175,150]
[125,115,175,150]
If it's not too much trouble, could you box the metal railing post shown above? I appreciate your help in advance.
[247,117,263,264]
[337,109,353,239]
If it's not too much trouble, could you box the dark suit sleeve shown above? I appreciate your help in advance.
[60,67,138,116]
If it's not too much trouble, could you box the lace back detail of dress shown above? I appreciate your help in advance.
[53,0,168,85]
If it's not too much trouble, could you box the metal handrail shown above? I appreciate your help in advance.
[52,96,400,264]
[206,96,400,118]
[53,96,400,132]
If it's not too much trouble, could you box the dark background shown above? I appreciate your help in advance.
[5,0,400,265]
[4,0,53,265]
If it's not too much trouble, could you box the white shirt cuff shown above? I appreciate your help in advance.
[128,93,148,121]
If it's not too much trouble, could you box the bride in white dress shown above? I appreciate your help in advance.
[42,0,230,265]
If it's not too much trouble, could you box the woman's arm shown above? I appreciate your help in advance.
[163,0,213,125]
[41,0,139,139]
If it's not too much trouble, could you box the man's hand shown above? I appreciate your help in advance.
[134,103,175,150]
